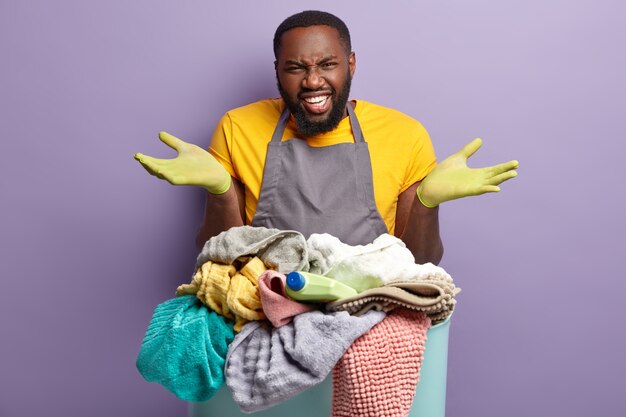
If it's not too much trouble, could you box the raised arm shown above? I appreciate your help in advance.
[195,177,245,249]
[416,138,519,208]
[134,131,244,248]
[396,138,519,264]
[395,181,443,265]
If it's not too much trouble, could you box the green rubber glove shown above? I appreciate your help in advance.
[134,131,231,194]
[416,138,519,208]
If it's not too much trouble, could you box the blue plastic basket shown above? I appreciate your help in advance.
[190,314,452,417]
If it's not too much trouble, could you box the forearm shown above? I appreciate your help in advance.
[195,177,245,249]
[399,203,443,265]
[395,182,444,265]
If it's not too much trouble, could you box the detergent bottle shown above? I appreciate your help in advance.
[285,271,358,302]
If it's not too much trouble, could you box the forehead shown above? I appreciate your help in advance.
[278,25,346,61]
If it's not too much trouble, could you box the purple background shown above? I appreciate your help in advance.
[1,1,624,416]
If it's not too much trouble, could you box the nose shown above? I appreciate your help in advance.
[302,66,324,90]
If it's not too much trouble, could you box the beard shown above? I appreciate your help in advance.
[277,72,352,137]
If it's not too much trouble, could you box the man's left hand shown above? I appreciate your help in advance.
[416,138,519,208]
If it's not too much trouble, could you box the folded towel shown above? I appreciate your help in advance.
[197,226,309,273]
[332,309,431,417]
[326,280,459,324]
[177,257,267,332]
[258,270,317,328]
[225,309,386,412]
[307,233,453,293]
[136,295,234,402]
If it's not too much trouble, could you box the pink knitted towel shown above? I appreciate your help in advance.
[258,270,316,328]
[332,309,431,417]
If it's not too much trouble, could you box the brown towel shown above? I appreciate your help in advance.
[326,280,459,324]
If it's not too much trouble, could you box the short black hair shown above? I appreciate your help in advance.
[273,10,352,59]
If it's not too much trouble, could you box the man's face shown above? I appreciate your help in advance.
[275,25,356,136]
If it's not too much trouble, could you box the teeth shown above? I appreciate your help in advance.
[303,95,329,104]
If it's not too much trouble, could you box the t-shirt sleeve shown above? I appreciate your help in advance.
[208,113,238,179]
[401,121,437,193]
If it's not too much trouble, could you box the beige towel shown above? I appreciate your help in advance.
[326,280,459,324]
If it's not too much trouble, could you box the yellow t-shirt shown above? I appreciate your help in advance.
[209,98,436,234]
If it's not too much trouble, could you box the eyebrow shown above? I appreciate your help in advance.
[283,55,339,67]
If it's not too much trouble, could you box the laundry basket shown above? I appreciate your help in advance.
[189,314,452,417]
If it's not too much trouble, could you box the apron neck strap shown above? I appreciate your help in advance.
[346,102,365,143]
[271,103,365,143]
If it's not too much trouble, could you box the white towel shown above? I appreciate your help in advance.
[307,233,452,293]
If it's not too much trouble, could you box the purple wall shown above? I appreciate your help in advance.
[2,1,624,416]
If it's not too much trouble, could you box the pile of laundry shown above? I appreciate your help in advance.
[136,225,459,416]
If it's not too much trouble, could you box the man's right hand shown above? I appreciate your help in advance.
[134,131,232,194]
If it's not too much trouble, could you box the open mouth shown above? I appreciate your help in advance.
[301,94,332,114]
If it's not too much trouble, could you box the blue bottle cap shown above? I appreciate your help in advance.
[286,272,306,291]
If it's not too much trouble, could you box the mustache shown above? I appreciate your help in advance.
[276,75,351,137]
[298,87,336,95]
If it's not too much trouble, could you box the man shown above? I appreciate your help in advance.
[135,10,518,264]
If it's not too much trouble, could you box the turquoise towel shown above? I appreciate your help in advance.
[136,295,234,402]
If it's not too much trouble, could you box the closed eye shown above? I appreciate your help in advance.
[285,66,305,73]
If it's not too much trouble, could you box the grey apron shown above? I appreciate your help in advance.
[251,104,387,246]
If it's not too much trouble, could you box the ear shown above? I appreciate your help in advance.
[348,52,356,79]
